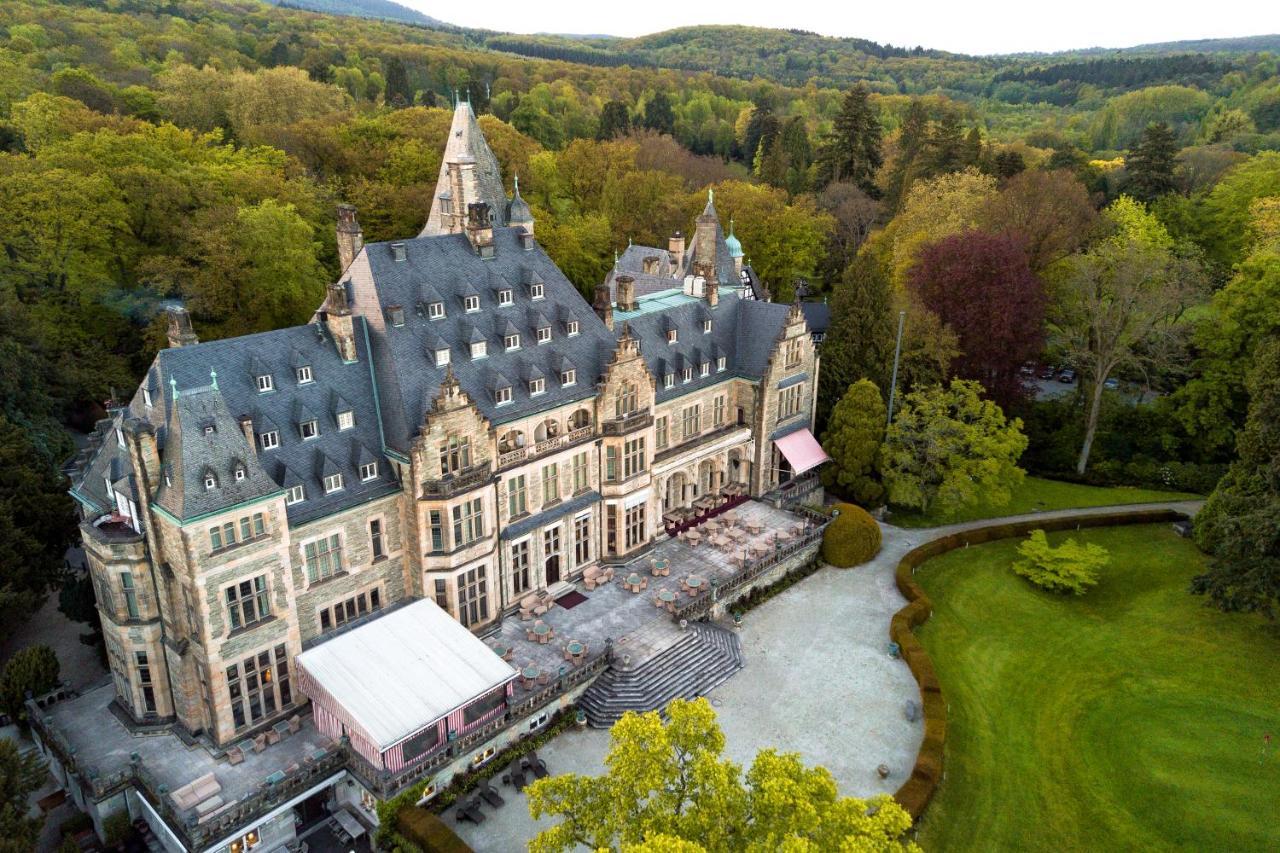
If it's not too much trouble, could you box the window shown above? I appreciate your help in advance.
[435,347,450,367]
[439,436,471,476]
[623,437,646,479]
[714,395,725,427]
[210,521,235,551]
[625,504,646,549]
[471,341,487,360]
[304,534,343,583]
[300,419,318,440]
[135,651,156,715]
[338,410,355,430]
[324,472,344,494]
[143,387,152,407]
[530,282,544,299]
[572,451,589,493]
[561,368,576,386]
[784,337,803,368]
[225,644,291,730]
[428,301,445,319]
[717,356,727,372]
[504,334,520,351]
[615,383,637,417]
[226,575,270,631]
[606,446,618,482]
[296,366,313,384]
[507,475,527,517]
[511,540,530,594]
[452,498,484,546]
[204,473,217,490]
[464,295,480,312]
[574,514,591,566]
[667,329,678,344]
[700,361,710,377]
[256,374,273,393]
[495,385,511,405]
[238,513,266,541]
[682,366,693,383]
[360,461,378,481]
[457,566,489,628]
[682,404,701,440]
[319,587,381,633]
[498,289,513,306]
[260,430,279,450]
[529,377,545,396]
[434,578,448,609]
[234,467,246,482]
[428,510,444,553]
[370,518,384,559]
[780,383,804,419]
[286,485,305,505]
[120,572,139,619]
[542,463,559,504]
[664,373,675,389]
[537,326,551,344]
[703,319,712,334]
[566,320,579,337]
[656,416,669,449]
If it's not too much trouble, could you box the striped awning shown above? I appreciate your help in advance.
[774,428,830,475]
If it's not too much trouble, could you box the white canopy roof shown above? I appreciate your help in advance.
[296,599,516,750]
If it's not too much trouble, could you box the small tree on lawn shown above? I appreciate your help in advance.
[526,698,919,853]
[820,379,886,506]
[0,645,60,722]
[1012,529,1110,595]
[882,379,1028,520]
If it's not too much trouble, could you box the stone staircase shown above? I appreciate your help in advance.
[579,622,744,727]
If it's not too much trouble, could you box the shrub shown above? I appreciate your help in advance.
[396,807,469,853]
[58,811,93,839]
[0,645,60,721]
[1012,529,1109,595]
[58,836,80,853]
[821,503,881,567]
[102,810,131,846]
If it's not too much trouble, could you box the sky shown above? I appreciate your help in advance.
[405,0,1277,56]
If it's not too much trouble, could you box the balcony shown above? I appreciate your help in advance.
[601,411,653,437]
[497,425,594,470]
[421,461,492,500]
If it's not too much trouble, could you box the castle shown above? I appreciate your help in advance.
[38,102,824,851]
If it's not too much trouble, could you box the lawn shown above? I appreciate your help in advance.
[913,525,1280,852]
[888,475,1197,528]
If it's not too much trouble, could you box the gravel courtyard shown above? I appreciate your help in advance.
[455,526,928,851]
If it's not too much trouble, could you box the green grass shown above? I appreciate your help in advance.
[913,525,1280,852]
[889,476,1197,528]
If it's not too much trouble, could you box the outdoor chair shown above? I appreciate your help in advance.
[288,714,302,734]
[226,746,244,766]
[252,734,267,753]
[529,752,549,778]
[479,782,505,808]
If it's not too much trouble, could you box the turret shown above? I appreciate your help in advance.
[507,175,534,236]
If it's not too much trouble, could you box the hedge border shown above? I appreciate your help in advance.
[889,508,1190,820]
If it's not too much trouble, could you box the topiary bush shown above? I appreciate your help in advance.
[1012,529,1109,595]
[821,503,882,567]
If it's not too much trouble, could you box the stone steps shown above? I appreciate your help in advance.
[579,623,743,727]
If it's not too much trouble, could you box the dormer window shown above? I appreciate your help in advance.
[567,320,579,337]
[667,329,678,344]
[464,295,480,312]
[529,377,545,396]
[530,283,544,300]
[391,242,407,262]
[261,430,279,450]
[703,319,712,334]
[683,367,693,383]
[700,361,710,377]
[388,305,406,327]
[338,410,355,430]
[297,366,313,384]
[498,289,513,306]
[256,374,274,393]
[116,427,125,448]
[300,419,318,440]
[471,341,487,360]
[143,387,152,407]
[324,472,344,494]
[204,473,217,490]
[495,385,512,405]
[286,484,305,505]
[203,424,215,436]
[104,476,115,500]
[504,334,520,351]
[561,369,576,387]
[428,301,445,319]
[665,373,675,389]
[536,327,551,344]
[717,356,727,372]
[234,467,246,482]
[435,347,450,367]
[359,462,378,481]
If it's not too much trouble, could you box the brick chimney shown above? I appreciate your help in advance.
[668,231,685,273]
[593,282,614,331]
[166,307,199,348]
[615,275,637,312]
[324,282,358,362]
[336,203,364,272]
[239,416,256,458]
[465,202,495,257]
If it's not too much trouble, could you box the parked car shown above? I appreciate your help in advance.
[1020,362,1036,377]
[1104,377,1120,390]
[1039,365,1056,380]
[1057,369,1076,383]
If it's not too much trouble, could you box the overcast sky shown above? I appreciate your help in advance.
[406,0,1276,56]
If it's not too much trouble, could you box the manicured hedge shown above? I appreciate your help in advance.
[821,503,881,567]
[888,507,1188,822]
[396,807,471,853]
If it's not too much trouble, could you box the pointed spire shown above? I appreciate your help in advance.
[210,368,218,390]
[513,174,520,195]
[170,377,178,400]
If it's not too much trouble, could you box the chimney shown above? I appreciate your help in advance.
[592,282,614,331]
[705,270,719,308]
[336,203,363,272]
[465,202,495,257]
[325,282,358,362]
[238,416,256,458]
[166,307,199,348]
[668,231,685,273]
[616,275,637,312]
[124,419,162,496]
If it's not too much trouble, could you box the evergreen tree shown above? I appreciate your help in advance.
[595,100,630,140]
[642,91,675,135]
[383,56,411,107]
[924,109,965,175]
[742,106,779,169]
[884,100,929,210]
[779,115,813,194]
[0,740,46,850]
[756,135,789,189]
[992,150,1026,180]
[1192,334,1280,618]
[817,255,896,430]
[1125,121,1178,202]
[816,84,883,197]
[963,126,983,168]
[820,379,887,506]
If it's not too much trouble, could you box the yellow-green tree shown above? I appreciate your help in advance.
[527,698,919,853]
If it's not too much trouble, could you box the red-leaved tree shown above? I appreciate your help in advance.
[909,230,1046,408]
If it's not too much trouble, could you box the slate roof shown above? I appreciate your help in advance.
[798,301,831,336]
[420,102,508,237]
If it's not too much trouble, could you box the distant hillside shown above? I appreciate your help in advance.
[1012,33,1280,59]
[270,0,448,27]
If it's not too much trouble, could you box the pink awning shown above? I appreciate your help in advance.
[774,428,830,475]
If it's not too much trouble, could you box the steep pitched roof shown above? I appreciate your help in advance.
[420,102,509,237]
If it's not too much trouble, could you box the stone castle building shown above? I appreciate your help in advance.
[47,101,822,850]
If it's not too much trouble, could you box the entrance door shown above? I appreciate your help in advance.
[544,527,562,585]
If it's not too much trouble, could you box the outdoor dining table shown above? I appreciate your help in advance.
[656,589,678,610]
[529,621,554,643]
[623,572,645,592]
[685,529,702,545]
[520,664,543,686]
[651,558,670,576]
[746,520,764,534]
[489,641,514,660]
[694,495,718,510]
[684,575,706,594]
[564,640,586,663]
[334,808,366,840]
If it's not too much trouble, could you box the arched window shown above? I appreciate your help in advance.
[499,430,525,453]
[569,409,591,431]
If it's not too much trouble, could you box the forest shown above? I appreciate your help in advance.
[1,0,1279,627]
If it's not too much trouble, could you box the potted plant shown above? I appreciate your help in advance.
[731,611,742,629]
[575,709,587,729]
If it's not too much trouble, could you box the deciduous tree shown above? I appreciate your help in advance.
[978,169,1097,272]
[0,740,46,851]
